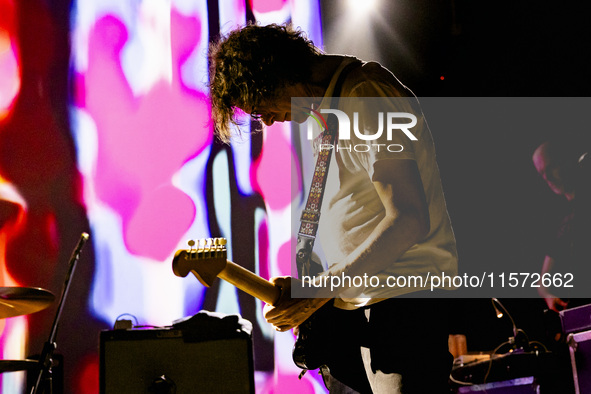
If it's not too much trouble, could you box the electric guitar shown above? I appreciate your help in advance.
[171,238,332,371]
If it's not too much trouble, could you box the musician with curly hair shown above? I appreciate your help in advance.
[209,23,458,393]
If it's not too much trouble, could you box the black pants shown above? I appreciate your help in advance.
[321,294,453,393]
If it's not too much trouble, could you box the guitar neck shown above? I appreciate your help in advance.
[218,260,280,305]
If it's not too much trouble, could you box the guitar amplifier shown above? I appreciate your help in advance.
[100,312,254,394]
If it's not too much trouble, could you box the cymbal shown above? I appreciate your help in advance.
[0,359,38,373]
[0,287,55,318]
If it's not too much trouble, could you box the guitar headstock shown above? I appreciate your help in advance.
[172,238,228,287]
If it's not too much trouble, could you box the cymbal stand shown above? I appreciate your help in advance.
[30,233,90,394]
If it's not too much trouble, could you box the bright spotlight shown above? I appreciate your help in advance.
[346,0,378,15]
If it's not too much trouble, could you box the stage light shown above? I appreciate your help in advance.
[491,298,531,351]
[492,299,504,318]
[346,0,378,16]
[327,0,385,64]
[492,298,513,333]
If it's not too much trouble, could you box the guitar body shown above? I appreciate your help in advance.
[292,302,334,370]
[294,301,370,375]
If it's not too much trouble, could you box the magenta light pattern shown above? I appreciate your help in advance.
[67,0,326,393]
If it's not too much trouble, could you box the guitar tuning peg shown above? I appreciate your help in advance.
[210,237,226,257]
[188,240,195,251]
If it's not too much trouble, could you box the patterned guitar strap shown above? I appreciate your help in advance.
[296,60,362,278]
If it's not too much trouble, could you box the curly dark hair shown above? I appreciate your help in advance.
[209,23,322,142]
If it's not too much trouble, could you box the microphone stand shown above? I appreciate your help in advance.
[30,233,90,394]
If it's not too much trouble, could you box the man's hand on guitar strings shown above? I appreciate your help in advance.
[263,276,331,332]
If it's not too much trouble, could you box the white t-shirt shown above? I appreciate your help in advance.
[313,57,458,308]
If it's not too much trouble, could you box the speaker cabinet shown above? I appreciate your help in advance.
[568,329,591,394]
[100,327,254,393]
[457,377,539,393]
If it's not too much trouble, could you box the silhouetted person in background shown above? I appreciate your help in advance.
[209,23,458,393]
[533,138,591,312]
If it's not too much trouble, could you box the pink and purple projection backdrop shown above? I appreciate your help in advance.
[82,0,321,392]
